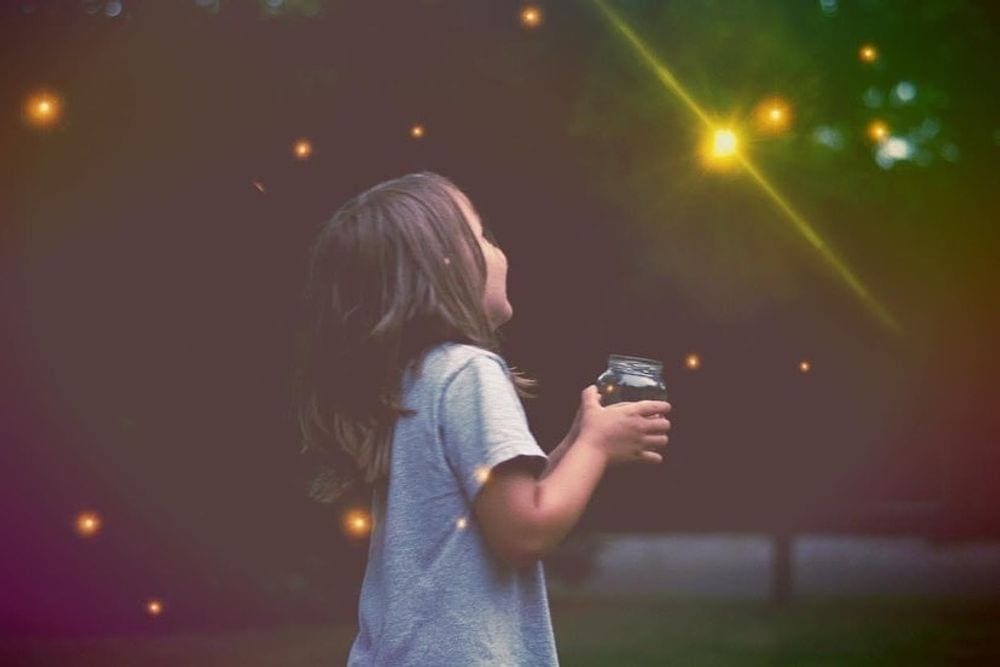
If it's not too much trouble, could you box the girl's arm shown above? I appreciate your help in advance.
[538,436,573,480]
[475,436,608,569]
[529,437,608,558]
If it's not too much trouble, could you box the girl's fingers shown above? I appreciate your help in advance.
[634,400,671,417]
[641,416,671,432]
[636,451,663,464]
[642,435,669,448]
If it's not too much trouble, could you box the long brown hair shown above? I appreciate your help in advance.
[291,172,538,504]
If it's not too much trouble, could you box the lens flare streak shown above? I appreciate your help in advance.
[589,0,901,334]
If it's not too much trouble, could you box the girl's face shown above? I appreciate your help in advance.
[448,187,513,330]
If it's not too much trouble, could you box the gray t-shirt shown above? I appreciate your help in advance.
[347,342,559,666]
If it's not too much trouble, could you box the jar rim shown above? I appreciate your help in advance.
[608,353,662,368]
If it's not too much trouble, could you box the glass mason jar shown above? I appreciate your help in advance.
[596,354,668,407]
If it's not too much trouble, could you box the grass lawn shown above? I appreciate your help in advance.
[3,595,999,665]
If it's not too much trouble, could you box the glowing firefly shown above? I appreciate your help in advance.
[701,128,739,170]
[145,599,164,617]
[684,353,701,370]
[799,360,812,373]
[519,4,543,29]
[867,120,889,143]
[755,97,792,133]
[712,129,737,156]
[342,508,372,538]
[859,44,878,63]
[74,510,102,538]
[456,517,468,530]
[252,180,266,193]
[292,138,313,160]
[410,124,425,140]
[24,91,62,128]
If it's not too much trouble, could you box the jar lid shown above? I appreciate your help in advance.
[608,354,663,370]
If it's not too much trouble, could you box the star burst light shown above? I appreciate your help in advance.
[292,138,313,160]
[342,508,372,538]
[24,91,62,128]
[859,44,878,63]
[701,128,740,170]
[74,510,102,537]
[589,0,900,333]
[519,4,543,29]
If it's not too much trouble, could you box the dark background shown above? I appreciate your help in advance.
[1,0,997,636]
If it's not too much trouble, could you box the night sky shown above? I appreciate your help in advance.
[1,0,998,634]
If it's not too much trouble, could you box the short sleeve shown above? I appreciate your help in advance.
[439,354,549,504]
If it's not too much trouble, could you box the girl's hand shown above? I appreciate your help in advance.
[575,385,671,465]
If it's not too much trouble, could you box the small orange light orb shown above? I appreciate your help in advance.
[342,508,372,538]
[799,360,812,373]
[292,138,313,160]
[867,120,889,143]
[24,91,62,128]
[684,353,701,370]
[755,97,792,133]
[74,510,102,538]
[410,124,425,139]
[519,4,543,29]
[145,598,164,616]
[859,44,878,63]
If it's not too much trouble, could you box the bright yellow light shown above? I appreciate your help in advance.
[74,511,102,538]
[519,4,543,29]
[684,353,701,370]
[410,124,425,139]
[24,91,62,128]
[342,508,372,538]
[799,360,812,373]
[145,599,164,616]
[867,120,889,143]
[590,0,902,335]
[474,466,491,485]
[859,44,878,63]
[755,97,792,133]
[701,128,740,170]
[292,138,313,160]
[713,129,737,156]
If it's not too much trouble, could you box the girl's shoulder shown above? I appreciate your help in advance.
[432,341,505,368]
[416,342,510,383]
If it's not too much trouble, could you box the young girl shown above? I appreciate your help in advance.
[292,172,671,665]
